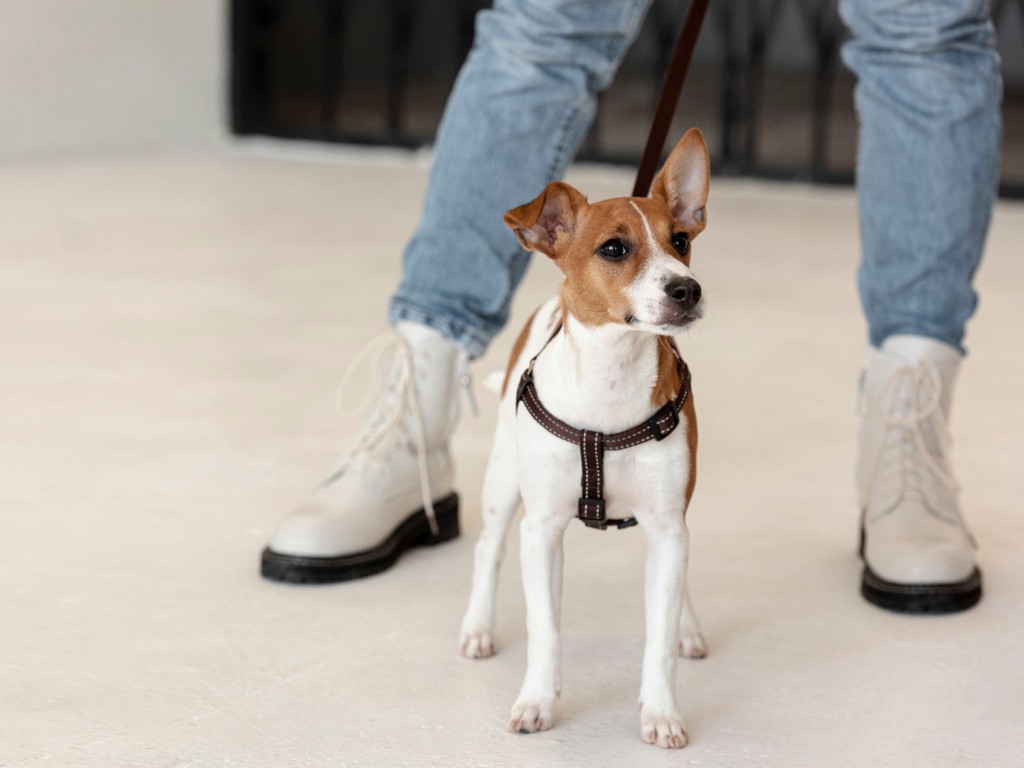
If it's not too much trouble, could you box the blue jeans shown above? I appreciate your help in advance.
[388,0,1002,358]
[841,0,1002,353]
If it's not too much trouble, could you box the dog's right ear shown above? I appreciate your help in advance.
[503,182,586,258]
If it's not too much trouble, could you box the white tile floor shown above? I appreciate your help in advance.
[2,144,1023,767]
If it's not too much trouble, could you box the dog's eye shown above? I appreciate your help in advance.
[672,232,690,255]
[598,239,628,261]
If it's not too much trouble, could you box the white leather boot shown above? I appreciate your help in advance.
[261,322,468,583]
[857,335,981,613]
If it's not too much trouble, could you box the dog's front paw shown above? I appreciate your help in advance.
[640,709,688,749]
[678,630,707,659]
[458,627,496,659]
[507,697,556,734]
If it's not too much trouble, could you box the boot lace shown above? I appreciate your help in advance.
[324,334,440,536]
[861,359,962,527]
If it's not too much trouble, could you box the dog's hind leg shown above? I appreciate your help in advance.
[678,582,707,659]
[459,417,519,659]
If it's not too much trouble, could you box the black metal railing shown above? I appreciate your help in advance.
[231,0,1024,198]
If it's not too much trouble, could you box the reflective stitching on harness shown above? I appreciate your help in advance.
[582,429,590,500]
[523,388,575,442]
[611,432,657,450]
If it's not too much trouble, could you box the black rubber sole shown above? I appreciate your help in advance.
[861,565,982,614]
[260,492,460,584]
[858,523,982,614]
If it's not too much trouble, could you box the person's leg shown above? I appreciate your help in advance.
[841,0,1001,352]
[840,0,1002,613]
[263,0,655,583]
[389,0,654,359]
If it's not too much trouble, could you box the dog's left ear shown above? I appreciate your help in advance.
[651,127,709,237]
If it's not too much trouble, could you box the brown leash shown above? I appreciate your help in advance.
[516,324,691,530]
[632,0,710,198]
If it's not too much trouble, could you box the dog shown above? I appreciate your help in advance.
[459,128,710,749]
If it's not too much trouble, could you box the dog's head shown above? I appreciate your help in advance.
[504,128,709,333]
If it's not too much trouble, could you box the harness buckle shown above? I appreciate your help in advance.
[578,509,638,531]
[578,497,606,523]
[648,405,680,441]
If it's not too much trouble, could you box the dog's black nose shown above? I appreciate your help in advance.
[665,277,701,307]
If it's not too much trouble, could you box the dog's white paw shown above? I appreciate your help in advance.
[678,631,708,659]
[507,697,556,734]
[458,628,496,659]
[640,709,689,749]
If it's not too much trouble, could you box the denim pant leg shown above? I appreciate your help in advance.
[388,0,653,358]
[840,0,1002,354]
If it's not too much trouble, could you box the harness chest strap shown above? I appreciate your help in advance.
[515,324,691,530]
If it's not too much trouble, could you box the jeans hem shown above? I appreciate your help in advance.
[388,299,490,360]
[871,326,967,357]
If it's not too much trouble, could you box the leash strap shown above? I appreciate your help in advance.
[516,323,690,531]
[631,0,710,198]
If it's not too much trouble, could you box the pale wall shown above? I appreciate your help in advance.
[0,1,226,159]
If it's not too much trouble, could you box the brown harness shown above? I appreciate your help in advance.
[515,324,691,531]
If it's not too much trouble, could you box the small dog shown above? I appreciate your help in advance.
[459,128,710,749]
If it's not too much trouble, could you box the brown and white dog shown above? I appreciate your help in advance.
[459,128,710,749]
